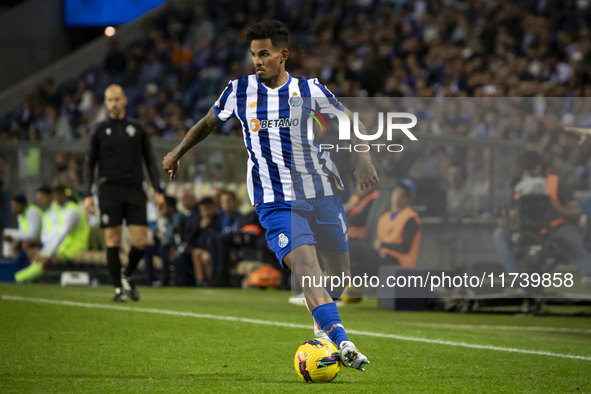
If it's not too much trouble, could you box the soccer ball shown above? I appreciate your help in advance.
[294,338,341,383]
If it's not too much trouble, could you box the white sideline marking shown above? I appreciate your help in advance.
[401,322,591,335]
[2,295,591,361]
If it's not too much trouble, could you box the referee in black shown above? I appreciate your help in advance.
[85,84,164,302]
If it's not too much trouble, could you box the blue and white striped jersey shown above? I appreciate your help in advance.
[213,73,345,206]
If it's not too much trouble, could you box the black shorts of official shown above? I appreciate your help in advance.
[98,183,147,228]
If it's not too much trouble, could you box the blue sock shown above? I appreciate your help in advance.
[311,302,349,347]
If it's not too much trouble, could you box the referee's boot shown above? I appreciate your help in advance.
[121,271,140,301]
[111,287,128,303]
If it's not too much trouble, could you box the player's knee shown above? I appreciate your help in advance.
[131,239,148,250]
[105,234,122,247]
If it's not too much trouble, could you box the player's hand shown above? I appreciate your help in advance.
[162,152,179,180]
[354,160,379,191]
[373,239,381,251]
[2,234,12,242]
[563,127,591,145]
[84,196,95,215]
[154,192,165,209]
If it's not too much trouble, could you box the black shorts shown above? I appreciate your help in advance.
[98,183,147,228]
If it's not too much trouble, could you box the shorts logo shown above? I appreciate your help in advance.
[101,214,109,225]
[289,92,303,107]
[106,128,111,135]
[126,125,136,137]
[278,233,288,248]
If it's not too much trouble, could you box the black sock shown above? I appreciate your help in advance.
[124,246,144,277]
[107,247,122,288]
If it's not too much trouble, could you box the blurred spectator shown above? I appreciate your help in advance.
[191,197,220,286]
[446,162,477,218]
[175,187,201,285]
[170,40,194,67]
[219,191,242,235]
[147,196,183,287]
[104,40,127,76]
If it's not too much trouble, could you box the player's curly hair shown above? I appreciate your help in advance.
[246,20,289,48]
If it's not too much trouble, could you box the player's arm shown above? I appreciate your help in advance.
[83,129,100,214]
[140,126,165,206]
[40,209,80,258]
[11,209,41,241]
[140,126,162,190]
[342,107,379,191]
[554,179,581,221]
[378,218,419,254]
[162,107,220,180]
[557,201,582,221]
[564,127,591,145]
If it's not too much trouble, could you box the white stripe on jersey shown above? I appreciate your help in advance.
[214,72,345,205]
[288,77,317,200]
[266,86,294,200]
[245,75,275,204]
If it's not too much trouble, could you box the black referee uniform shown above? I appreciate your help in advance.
[85,116,160,300]
[85,117,161,228]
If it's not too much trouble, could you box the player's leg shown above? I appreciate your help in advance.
[14,241,42,283]
[284,248,369,370]
[283,245,334,307]
[98,183,127,301]
[311,195,369,370]
[105,225,127,302]
[123,224,148,301]
[120,187,150,301]
[191,248,211,286]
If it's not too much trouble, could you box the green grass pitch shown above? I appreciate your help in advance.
[1,283,590,393]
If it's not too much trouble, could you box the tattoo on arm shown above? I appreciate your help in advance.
[172,107,220,160]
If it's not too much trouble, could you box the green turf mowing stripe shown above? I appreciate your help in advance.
[397,322,591,334]
[3,294,591,362]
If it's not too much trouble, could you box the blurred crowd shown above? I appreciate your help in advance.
[1,0,591,213]
[0,0,24,17]
[141,185,280,287]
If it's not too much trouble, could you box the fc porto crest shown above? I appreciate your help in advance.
[278,233,289,248]
[126,124,136,137]
[289,92,303,107]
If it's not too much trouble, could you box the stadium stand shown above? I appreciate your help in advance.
[2,0,591,290]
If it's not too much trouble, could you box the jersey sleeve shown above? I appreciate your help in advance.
[213,81,237,122]
[84,127,101,195]
[308,78,345,116]
[40,208,80,257]
[12,209,41,241]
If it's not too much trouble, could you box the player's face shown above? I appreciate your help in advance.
[391,186,409,211]
[36,192,51,210]
[220,194,236,215]
[104,88,128,118]
[250,39,287,82]
[10,201,25,215]
[199,203,216,219]
[178,190,196,211]
[52,191,68,206]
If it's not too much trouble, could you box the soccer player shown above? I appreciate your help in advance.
[14,186,89,283]
[163,21,377,371]
[84,84,164,302]
[3,195,42,247]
